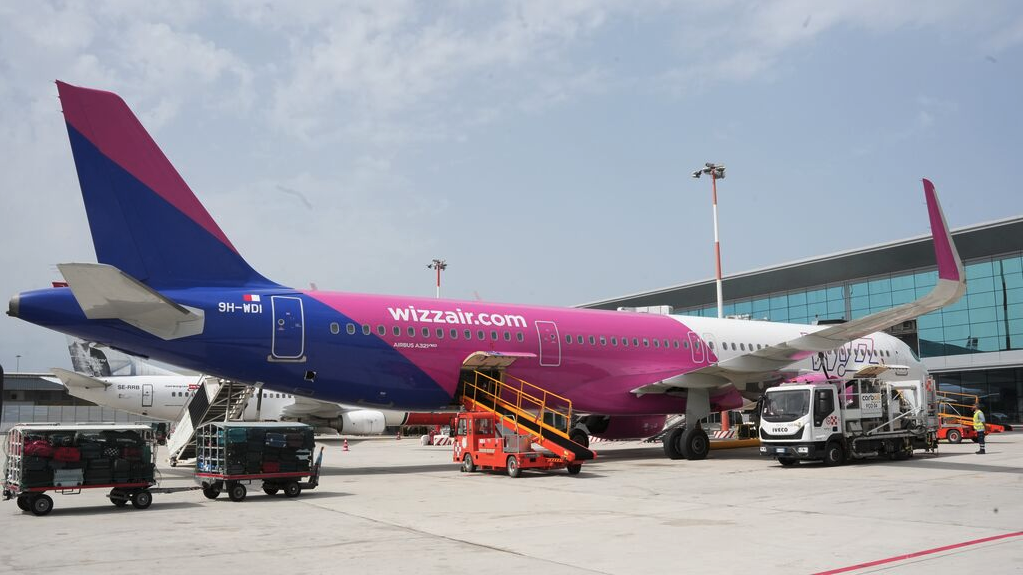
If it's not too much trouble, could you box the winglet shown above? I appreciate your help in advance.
[923,178,963,282]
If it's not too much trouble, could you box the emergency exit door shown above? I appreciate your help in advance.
[271,296,305,360]
[535,321,561,367]
[142,384,153,407]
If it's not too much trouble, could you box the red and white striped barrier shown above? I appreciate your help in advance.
[431,435,452,446]
[712,430,736,439]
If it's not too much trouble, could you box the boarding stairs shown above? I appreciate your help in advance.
[644,414,686,443]
[460,370,595,462]
[167,377,254,466]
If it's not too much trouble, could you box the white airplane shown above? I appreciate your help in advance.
[50,339,451,434]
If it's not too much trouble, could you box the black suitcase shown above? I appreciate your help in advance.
[87,458,112,469]
[23,469,53,487]
[24,456,49,471]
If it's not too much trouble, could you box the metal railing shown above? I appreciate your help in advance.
[1,405,162,432]
[461,370,573,443]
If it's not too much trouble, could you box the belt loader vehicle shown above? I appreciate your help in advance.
[759,368,938,466]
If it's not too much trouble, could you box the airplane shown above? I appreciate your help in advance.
[50,338,450,435]
[7,81,966,461]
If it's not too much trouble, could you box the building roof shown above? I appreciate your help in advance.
[582,216,1023,310]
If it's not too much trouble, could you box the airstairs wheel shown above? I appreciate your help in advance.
[506,456,521,478]
[462,453,476,473]
[946,429,962,443]
[663,427,685,460]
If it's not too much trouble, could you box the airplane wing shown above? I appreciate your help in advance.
[279,395,345,419]
[50,367,111,389]
[58,263,205,340]
[633,179,965,395]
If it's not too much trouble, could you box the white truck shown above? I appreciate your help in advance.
[758,368,939,466]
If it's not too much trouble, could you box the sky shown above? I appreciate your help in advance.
[2,1,1023,373]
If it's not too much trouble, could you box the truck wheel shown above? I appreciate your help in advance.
[663,427,685,460]
[16,496,30,511]
[569,429,590,448]
[823,442,845,467]
[507,456,521,478]
[228,483,247,502]
[283,481,301,498]
[110,489,129,507]
[567,464,582,475]
[131,490,153,509]
[680,427,709,460]
[202,486,220,500]
[462,453,476,473]
[778,457,797,467]
[946,429,962,444]
[30,494,53,516]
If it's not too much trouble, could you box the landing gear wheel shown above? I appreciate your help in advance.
[569,429,590,448]
[228,483,247,502]
[679,427,709,460]
[663,427,685,460]
[283,481,301,498]
[263,484,280,496]
[30,494,53,516]
[202,486,221,500]
[567,464,582,475]
[131,490,153,509]
[462,453,476,473]
[110,489,129,507]
[946,429,962,444]
[823,442,845,467]
[506,456,521,478]
[16,496,30,511]
[777,457,797,467]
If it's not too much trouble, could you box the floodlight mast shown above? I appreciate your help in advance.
[692,163,726,320]
[427,259,448,298]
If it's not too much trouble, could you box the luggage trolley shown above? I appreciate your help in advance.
[3,423,159,516]
[193,422,323,502]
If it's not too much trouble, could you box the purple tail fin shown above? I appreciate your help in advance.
[56,81,276,289]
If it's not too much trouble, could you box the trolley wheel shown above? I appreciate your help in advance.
[462,453,476,473]
[202,486,221,500]
[507,456,521,478]
[262,483,280,496]
[131,490,153,510]
[30,494,53,516]
[228,483,247,502]
[16,496,30,511]
[946,429,962,444]
[283,481,301,498]
[567,464,582,475]
[110,489,129,507]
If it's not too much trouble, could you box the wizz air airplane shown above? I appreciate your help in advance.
[50,338,447,435]
[7,81,966,461]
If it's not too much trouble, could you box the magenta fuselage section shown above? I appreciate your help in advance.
[306,291,722,415]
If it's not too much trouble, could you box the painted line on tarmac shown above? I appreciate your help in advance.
[813,530,1023,575]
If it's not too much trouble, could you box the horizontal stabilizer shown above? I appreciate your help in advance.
[58,263,204,340]
[50,367,110,389]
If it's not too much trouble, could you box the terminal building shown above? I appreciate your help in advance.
[583,216,1023,425]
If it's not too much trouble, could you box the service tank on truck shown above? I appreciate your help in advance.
[758,367,938,466]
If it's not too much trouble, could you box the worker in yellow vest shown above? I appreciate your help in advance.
[973,402,986,455]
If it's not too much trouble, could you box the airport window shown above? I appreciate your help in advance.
[643,338,649,347]
[566,335,572,344]
[377,325,386,336]
[346,323,356,335]
[422,327,430,337]
[330,322,340,335]
[600,336,607,345]
[393,326,401,336]
[450,328,458,339]
[477,330,485,340]
[588,335,595,345]
[408,327,415,337]
[504,331,511,341]
[516,332,524,342]
[436,328,444,338]
[362,324,371,335]
[464,329,472,339]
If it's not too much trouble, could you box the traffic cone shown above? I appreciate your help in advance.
[396,431,401,440]
[343,439,349,452]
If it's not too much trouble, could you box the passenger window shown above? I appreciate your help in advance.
[673,340,679,349]
[491,331,498,340]
[622,338,629,347]
[450,328,458,339]
[436,328,444,338]
[377,325,386,336]
[330,322,340,335]
[599,336,607,345]
[577,335,584,344]
[346,323,356,335]
[611,337,618,346]
[683,340,689,349]
[477,330,485,340]
[362,324,371,335]
[516,332,524,342]
[588,335,595,345]
[653,339,660,348]
[464,329,472,339]
[663,339,669,348]
[393,326,401,336]
[422,327,430,337]
[407,327,415,337]
[709,341,715,350]
[504,331,511,341]
[632,338,639,346]
[566,335,572,344]
[642,338,649,347]
[731,343,737,351]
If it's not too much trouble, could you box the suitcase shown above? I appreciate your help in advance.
[226,464,245,475]
[113,459,130,475]
[262,461,280,473]
[24,456,49,471]
[265,433,287,448]
[79,442,103,459]
[285,433,305,448]
[245,462,261,474]
[226,427,248,443]
[47,459,67,470]
[53,447,81,462]
[121,447,142,460]
[247,427,267,441]
[279,461,298,473]
[84,469,113,485]
[24,439,54,458]
[23,469,53,487]
[263,447,280,461]
[87,458,112,470]
[49,433,75,447]
[103,447,120,458]
[53,468,84,487]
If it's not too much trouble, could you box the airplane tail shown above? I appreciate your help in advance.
[55,81,277,289]
[66,336,177,377]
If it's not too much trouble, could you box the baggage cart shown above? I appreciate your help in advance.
[3,423,160,516]
[193,422,322,502]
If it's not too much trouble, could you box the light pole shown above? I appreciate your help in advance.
[692,162,726,319]
[427,259,447,298]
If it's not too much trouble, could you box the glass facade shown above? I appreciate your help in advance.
[676,252,1023,422]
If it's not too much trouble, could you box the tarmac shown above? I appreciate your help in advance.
[1,432,1020,575]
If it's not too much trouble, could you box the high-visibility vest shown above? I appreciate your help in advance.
[973,409,986,431]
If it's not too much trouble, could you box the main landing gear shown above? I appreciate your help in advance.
[662,425,710,461]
